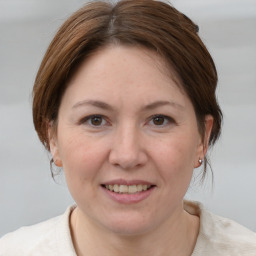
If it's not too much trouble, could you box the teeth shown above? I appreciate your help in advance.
[119,185,128,193]
[105,184,152,194]
[128,185,137,193]
[142,185,147,191]
[137,184,142,192]
[113,184,119,193]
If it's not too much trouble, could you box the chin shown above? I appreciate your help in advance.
[106,224,151,237]
[100,213,156,236]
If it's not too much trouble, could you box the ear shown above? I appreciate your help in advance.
[194,115,214,168]
[202,115,214,155]
[48,121,62,167]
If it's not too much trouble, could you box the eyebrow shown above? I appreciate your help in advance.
[143,100,184,111]
[72,100,114,110]
[72,100,184,111]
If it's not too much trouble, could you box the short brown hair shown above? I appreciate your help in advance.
[33,0,222,173]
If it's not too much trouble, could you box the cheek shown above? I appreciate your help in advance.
[57,132,108,183]
[58,134,110,208]
[152,133,198,180]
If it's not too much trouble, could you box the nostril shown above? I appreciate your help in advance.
[109,149,148,170]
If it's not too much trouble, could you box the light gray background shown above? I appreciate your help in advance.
[0,0,255,237]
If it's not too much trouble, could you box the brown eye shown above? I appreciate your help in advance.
[80,115,107,127]
[90,116,103,126]
[149,115,174,127]
[153,116,165,125]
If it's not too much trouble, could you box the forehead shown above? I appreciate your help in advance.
[73,44,182,81]
[61,45,188,109]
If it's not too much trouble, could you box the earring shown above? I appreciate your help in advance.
[198,158,203,166]
[54,159,63,167]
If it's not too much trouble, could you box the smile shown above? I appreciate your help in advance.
[103,184,154,194]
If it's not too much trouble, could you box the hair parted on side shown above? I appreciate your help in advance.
[32,0,222,174]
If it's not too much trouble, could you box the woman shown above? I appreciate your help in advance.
[1,0,255,255]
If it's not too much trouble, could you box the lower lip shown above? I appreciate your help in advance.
[101,186,155,204]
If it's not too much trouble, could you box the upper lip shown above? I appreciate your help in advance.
[102,179,154,186]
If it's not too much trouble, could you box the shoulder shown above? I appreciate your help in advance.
[0,206,76,256]
[0,216,59,256]
[185,201,256,256]
[200,208,256,255]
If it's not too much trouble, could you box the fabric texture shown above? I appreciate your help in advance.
[0,201,255,256]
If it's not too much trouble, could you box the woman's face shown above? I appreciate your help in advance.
[50,45,211,235]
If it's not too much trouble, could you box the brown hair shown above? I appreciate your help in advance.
[33,0,222,174]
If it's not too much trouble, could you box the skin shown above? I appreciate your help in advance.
[49,45,213,256]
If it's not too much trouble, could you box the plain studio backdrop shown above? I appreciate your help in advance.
[0,0,255,237]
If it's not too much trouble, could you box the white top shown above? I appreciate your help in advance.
[1,201,256,256]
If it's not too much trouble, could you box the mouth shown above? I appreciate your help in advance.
[101,180,156,204]
[101,184,155,194]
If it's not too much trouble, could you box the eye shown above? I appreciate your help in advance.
[80,115,107,127]
[149,115,174,127]
[152,116,166,125]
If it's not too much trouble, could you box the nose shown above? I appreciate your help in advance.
[109,125,148,170]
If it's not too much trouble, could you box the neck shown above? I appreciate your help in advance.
[70,205,199,256]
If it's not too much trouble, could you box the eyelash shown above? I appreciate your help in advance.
[79,115,109,127]
[79,114,175,128]
[147,114,175,127]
